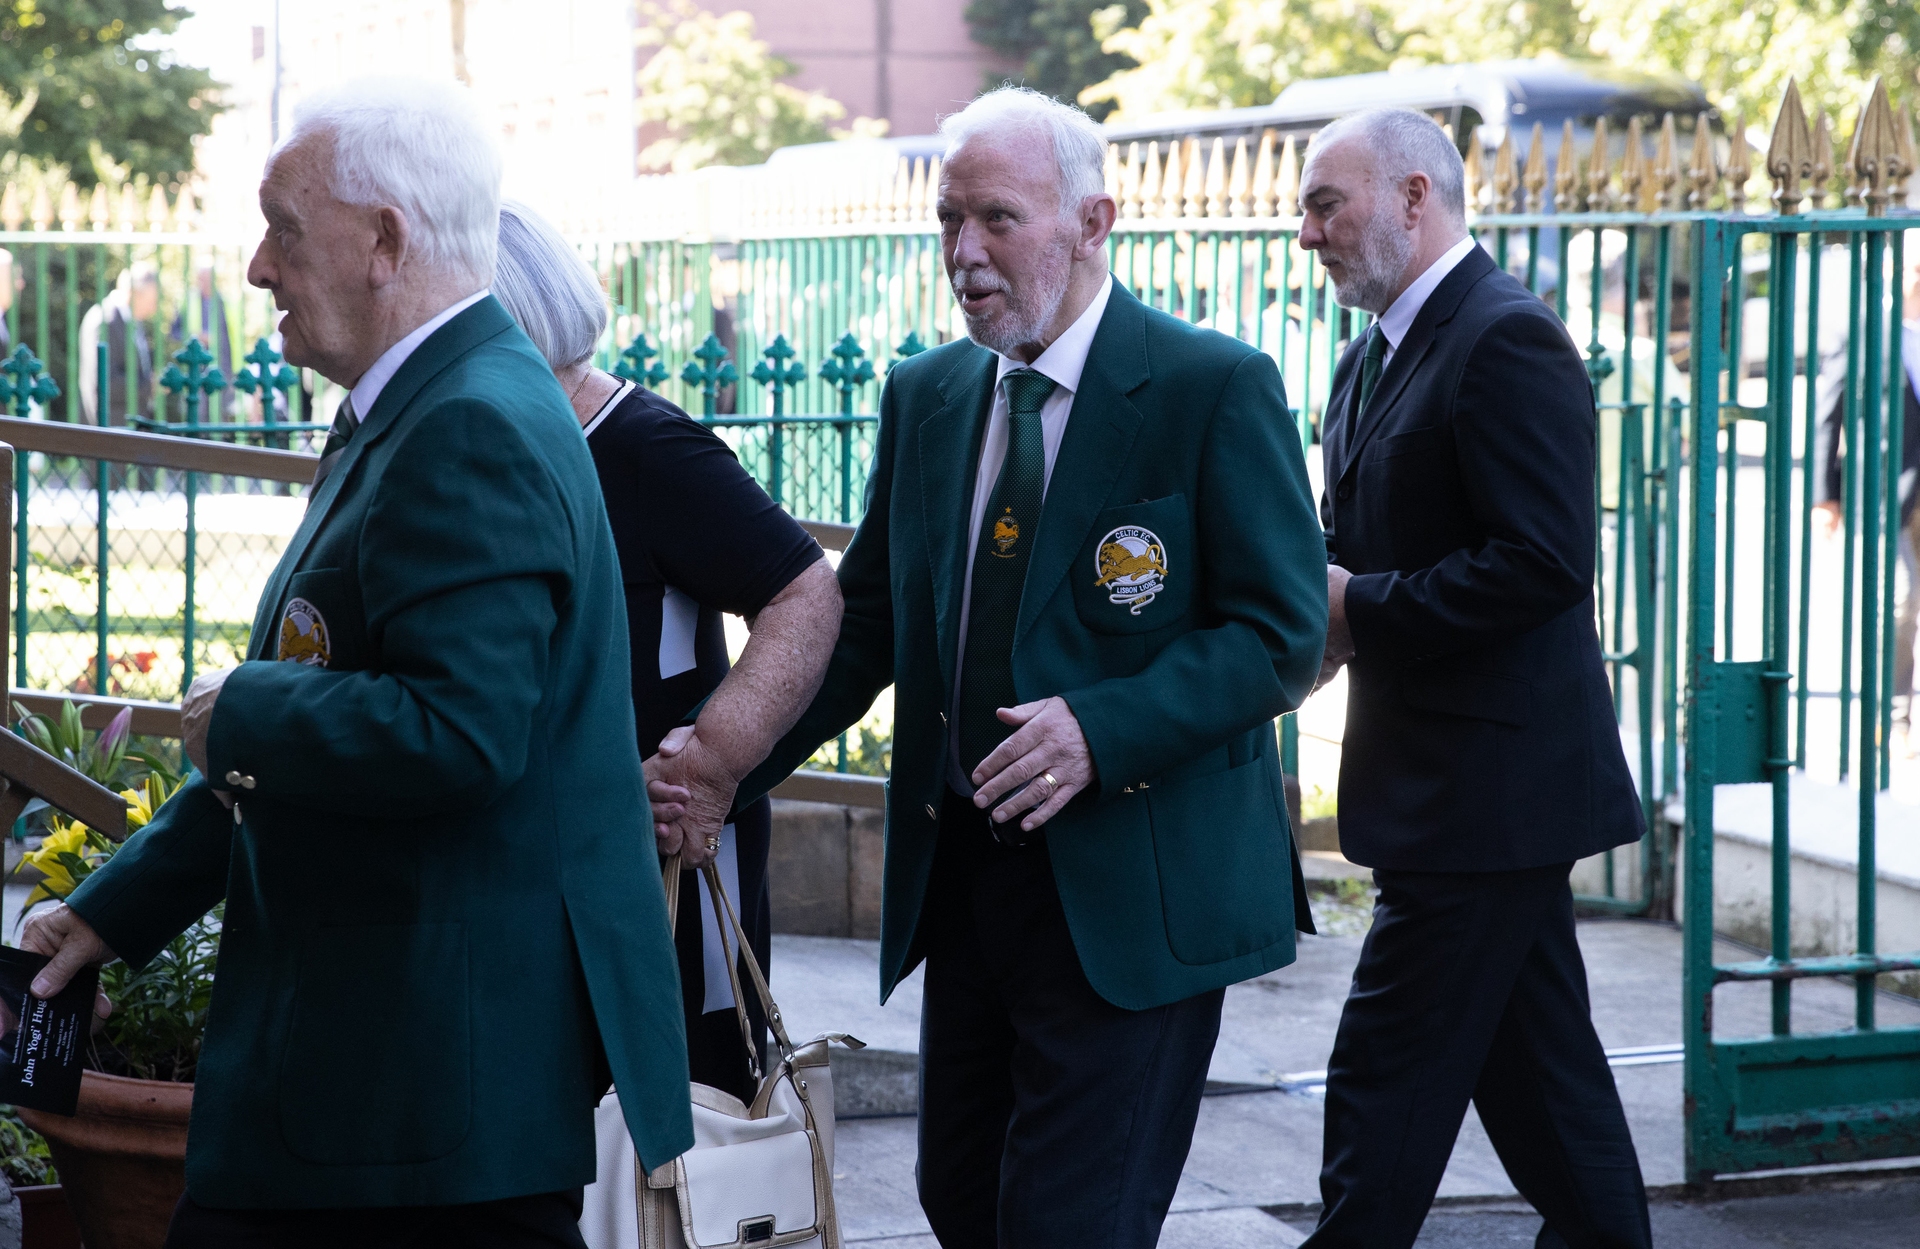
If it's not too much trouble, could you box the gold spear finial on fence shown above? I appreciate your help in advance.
[1620,117,1645,212]
[1767,78,1815,214]
[1181,138,1205,217]
[0,183,20,232]
[116,183,138,230]
[147,184,171,232]
[29,184,53,231]
[1161,139,1185,218]
[1121,142,1144,218]
[1554,119,1579,211]
[1726,116,1752,211]
[1205,137,1228,217]
[1849,77,1906,216]
[924,156,942,222]
[1276,134,1300,215]
[1521,122,1547,212]
[1104,143,1121,202]
[58,181,80,231]
[1227,136,1250,217]
[1653,114,1680,210]
[893,157,912,223]
[88,183,109,231]
[1809,110,1835,209]
[1688,116,1718,208]
[1252,132,1276,217]
[1491,130,1517,214]
[1463,127,1485,215]
[1140,141,1163,219]
[1586,117,1612,211]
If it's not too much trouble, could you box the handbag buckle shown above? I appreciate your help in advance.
[741,1216,776,1243]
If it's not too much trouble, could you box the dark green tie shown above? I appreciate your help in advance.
[1356,325,1387,416]
[958,369,1056,777]
[310,395,359,491]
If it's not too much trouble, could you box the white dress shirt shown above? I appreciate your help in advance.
[1374,235,1479,368]
[947,273,1115,793]
[345,289,490,421]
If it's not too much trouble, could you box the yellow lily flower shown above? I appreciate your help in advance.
[17,819,93,908]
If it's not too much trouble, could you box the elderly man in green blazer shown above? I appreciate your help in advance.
[24,78,691,1245]
[653,87,1326,1248]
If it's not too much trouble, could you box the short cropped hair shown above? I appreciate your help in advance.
[938,86,1107,219]
[492,201,609,372]
[1312,108,1466,222]
[286,77,503,285]
[115,261,158,294]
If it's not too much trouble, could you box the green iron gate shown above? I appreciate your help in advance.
[1681,90,1920,1175]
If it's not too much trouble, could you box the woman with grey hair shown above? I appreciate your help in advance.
[493,201,842,1105]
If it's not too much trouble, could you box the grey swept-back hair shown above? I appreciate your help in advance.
[938,86,1108,219]
[1311,107,1467,222]
[286,77,503,287]
[492,200,609,373]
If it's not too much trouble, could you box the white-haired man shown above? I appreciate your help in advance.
[705,86,1327,1245]
[1301,108,1651,1247]
[24,78,691,1246]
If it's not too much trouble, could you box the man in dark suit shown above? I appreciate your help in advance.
[657,86,1327,1246]
[1300,108,1651,1248]
[25,77,691,1246]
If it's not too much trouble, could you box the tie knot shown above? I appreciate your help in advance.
[1363,325,1386,363]
[1003,369,1057,418]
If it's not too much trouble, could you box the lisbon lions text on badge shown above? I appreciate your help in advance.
[1095,525,1168,616]
[278,597,331,667]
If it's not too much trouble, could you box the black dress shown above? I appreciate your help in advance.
[584,380,823,1102]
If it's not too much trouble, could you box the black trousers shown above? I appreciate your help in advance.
[163,1188,586,1249]
[916,790,1224,1249]
[1303,863,1651,1249]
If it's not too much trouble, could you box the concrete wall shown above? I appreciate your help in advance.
[770,799,884,939]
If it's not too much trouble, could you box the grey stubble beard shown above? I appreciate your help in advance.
[1330,197,1417,314]
[954,229,1076,357]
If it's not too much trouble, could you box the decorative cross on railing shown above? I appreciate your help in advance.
[679,334,737,417]
[0,344,60,418]
[892,331,927,371]
[231,338,300,412]
[750,335,808,416]
[615,333,670,389]
[819,333,875,417]
[159,339,228,427]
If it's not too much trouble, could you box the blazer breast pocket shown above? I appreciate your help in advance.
[1070,495,1195,636]
[275,568,361,670]
[1365,424,1444,464]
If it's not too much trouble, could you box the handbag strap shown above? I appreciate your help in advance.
[661,853,682,929]
[699,861,800,1064]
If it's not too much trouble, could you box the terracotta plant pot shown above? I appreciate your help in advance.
[17,1072,191,1249]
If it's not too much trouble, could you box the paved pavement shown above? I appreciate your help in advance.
[769,914,1920,1246]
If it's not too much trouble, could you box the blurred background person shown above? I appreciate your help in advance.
[78,261,159,426]
[492,199,842,1103]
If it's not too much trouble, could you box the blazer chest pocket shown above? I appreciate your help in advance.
[273,568,361,669]
[1070,495,1194,635]
[1365,424,1444,464]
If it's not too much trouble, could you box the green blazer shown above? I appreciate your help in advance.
[738,284,1328,1011]
[68,298,694,1208]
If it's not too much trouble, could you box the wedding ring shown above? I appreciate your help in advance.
[1041,772,1058,792]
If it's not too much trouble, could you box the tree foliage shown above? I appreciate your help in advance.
[965,0,1148,119]
[1076,0,1919,128]
[635,0,880,173]
[0,0,222,186]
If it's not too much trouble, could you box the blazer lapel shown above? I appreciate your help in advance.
[256,297,518,652]
[1338,245,1495,481]
[1015,285,1148,648]
[920,344,998,700]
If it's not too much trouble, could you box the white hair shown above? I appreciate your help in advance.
[492,200,609,372]
[1311,108,1466,222]
[286,77,503,285]
[938,86,1107,218]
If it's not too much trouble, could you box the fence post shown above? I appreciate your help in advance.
[750,335,806,509]
[819,333,875,524]
[234,337,299,448]
[614,332,670,390]
[679,333,737,420]
[160,341,227,693]
[0,345,59,691]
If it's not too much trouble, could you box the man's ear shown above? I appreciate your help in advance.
[1075,193,1118,261]
[1402,172,1433,228]
[367,206,411,290]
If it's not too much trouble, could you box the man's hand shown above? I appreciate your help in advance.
[1813,499,1842,539]
[644,726,737,867]
[21,904,115,1021]
[182,667,236,807]
[1317,564,1355,691]
[970,697,1096,833]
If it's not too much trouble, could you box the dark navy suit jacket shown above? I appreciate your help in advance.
[1320,245,1643,872]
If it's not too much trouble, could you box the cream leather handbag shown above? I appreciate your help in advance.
[582,858,862,1249]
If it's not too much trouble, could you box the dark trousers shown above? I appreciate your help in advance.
[1303,863,1651,1249]
[916,791,1223,1248]
[164,1188,587,1248]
